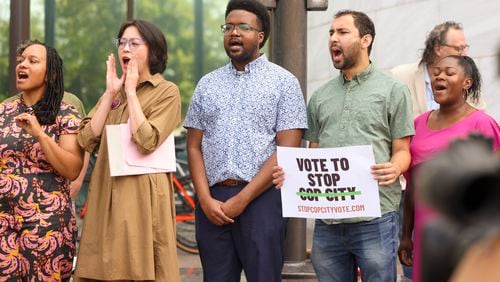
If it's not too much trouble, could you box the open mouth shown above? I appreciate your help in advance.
[434,84,447,91]
[17,71,29,80]
[228,39,243,51]
[331,46,343,60]
[122,57,131,67]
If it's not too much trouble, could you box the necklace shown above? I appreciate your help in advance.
[19,93,35,114]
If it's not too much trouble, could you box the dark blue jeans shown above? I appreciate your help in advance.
[196,184,287,282]
[311,212,398,282]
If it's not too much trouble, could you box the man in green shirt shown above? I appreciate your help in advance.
[305,10,414,281]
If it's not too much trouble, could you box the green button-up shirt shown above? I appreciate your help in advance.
[305,63,414,223]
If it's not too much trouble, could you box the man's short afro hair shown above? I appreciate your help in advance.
[225,0,270,49]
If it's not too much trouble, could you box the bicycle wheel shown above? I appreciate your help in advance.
[176,219,198,254]
[174,176,198,254]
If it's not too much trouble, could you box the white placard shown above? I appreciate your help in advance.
[277,145,381,219]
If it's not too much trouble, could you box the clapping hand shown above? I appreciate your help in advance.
[105,54,124,99]
[124,55,139,96]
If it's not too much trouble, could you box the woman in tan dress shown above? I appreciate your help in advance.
[74,20,181,281]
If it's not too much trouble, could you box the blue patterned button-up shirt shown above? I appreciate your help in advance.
[184,55,308,186]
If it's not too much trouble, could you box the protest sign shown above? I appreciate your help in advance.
[277,145,381,219]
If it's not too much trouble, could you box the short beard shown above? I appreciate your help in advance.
[224,47,255,65]
[332,41,360,70]
[333,55,356,70]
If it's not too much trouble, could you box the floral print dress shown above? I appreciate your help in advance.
[0,98,81,281]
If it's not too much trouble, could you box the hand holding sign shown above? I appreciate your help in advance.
[371,162,402,185]
[272,166,285,188]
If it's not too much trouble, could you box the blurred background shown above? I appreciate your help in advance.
[2,0,499,120]
[0,0,229,116]
[308,0,500,120]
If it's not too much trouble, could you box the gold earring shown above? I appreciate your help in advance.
[462,88,469,98]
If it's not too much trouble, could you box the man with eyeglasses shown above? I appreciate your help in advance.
[391,21,485,117]
[184,0,307,281]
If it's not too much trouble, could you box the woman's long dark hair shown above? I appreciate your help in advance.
[17,40,64,125]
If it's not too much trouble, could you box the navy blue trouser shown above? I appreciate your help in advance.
[196,184,287,282]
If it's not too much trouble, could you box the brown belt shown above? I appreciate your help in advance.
[216,179,248,186]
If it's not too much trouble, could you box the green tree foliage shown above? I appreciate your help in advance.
[0,0,44,100]
[53,0,126,112]
[0,3,9,101]
[135,0,227,116]
[1,0,227,117]
[0,0,13,101]
[136,0,195,116]
[201,1,228,73]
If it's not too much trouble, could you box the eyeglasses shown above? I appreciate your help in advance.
[115,38,146,50]
[220,23,261,34]
[442,43,470,53]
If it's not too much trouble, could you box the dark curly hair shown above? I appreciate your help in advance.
[117,19,168,74]
[225,0,270,49]
[16,40,64,125]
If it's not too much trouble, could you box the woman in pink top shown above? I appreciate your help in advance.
[398,55,500,282]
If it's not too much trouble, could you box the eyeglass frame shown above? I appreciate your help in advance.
[114,38,146,50]
[441,43,470,53]
[220,23,262,34]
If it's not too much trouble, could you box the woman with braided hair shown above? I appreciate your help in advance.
[0,40,83,281]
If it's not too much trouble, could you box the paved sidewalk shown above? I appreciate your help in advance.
[178,249,320,281]
[178,249,410,281]
[77,213,410,281]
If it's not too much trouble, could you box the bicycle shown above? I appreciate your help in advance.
[173,135,198,254]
